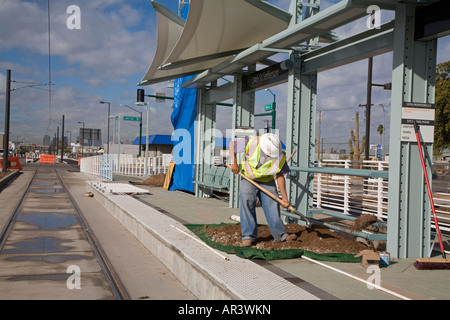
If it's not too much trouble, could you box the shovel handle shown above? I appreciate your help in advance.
[225,164,284,204]
[225,163,310,224]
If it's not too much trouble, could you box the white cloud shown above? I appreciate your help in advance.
[0,0,156,83]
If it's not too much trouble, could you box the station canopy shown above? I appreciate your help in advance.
[139,0,291,86]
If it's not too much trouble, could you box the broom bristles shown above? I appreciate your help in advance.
[414,258,450,270]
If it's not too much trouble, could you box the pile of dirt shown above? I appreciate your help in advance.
[202,223,371,254]
[136,173,166,187]
[354,214,378,230]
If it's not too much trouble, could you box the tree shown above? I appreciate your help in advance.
[349,112,365,161]
[434,61,450,158]
[377,124,383,144]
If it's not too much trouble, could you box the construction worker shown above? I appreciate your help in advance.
[229,133,297,247]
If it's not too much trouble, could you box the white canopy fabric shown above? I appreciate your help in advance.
[140,0,291,85]
[140,2,187,85]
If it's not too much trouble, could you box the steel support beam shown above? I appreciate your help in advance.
[302,21,394,74]
[387,4,437,259]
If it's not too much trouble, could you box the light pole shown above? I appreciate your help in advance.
[265,88,276,132]
[66,130,71,145]
[3,70,11,172]
[78,121,85,158]
[255,89,277,133]
[364,57,392,160]
[120,104,142,157]
[66,130,71,156]
[60,115,65,164]
[99,101,110,154]
[109,116,121,174]
[136,89,150,177]
[378,104,387,160]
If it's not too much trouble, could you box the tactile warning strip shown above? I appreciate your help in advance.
[89,182,150,195]
[89,184,320,300]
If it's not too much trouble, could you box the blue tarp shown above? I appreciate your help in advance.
[168,3,197,193]
[169,72,197,193]
[215,137,232,148]
[132,135,173,146]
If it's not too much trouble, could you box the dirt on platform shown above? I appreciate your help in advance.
[136,173,166,187]
[202,223,371,254]
[0,171,11,180]
[353,214,378,230]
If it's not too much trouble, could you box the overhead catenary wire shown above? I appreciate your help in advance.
[46,0,53,133]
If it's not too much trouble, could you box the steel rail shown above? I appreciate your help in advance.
[55,168,131,300]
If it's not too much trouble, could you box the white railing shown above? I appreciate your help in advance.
[313,160,450,233]
[80,154,173,178]
[116,154,173,176]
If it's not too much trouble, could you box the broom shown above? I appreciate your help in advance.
[412,121,450,270]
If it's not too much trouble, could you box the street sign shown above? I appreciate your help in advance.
[401,102,435,142]
[123,116,141,122]
[264,103,273,111]
[242,60,290,92]
[376,144,381,159]
[155,93,165,103]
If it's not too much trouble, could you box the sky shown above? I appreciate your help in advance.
[0,0,449,157]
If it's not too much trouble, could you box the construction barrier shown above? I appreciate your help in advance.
[78,157,83,165]
[0,156,23,170]
[40,155,56,164]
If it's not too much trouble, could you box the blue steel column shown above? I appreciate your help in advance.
[387,4,436,259]
[230,71,255,208]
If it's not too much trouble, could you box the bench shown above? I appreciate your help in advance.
[194,165,231,194]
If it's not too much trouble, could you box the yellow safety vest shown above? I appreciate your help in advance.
[239,136,286,182]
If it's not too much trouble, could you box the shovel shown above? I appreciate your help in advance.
[225,163,312,227]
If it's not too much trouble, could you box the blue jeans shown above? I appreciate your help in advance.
[239,178,287,242]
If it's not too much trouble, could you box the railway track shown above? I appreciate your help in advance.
[0,165,129,300]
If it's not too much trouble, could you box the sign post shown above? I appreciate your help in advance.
[400,102,435,143]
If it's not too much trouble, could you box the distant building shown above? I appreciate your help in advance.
[78,128,102,147]
[132,134,173,157]
[43,135,50,146]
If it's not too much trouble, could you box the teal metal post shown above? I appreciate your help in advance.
[387,4,437,259]
[285,0,319,223]
[195,87,217,198]
[286,52,317,223]
[230,69,255,208]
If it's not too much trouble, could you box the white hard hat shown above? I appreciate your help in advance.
[259,133,281,157]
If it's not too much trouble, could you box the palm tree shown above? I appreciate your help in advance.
[377,124,384,144]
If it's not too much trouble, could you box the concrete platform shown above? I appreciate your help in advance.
[86,181,321,300]
[85,174,450,300]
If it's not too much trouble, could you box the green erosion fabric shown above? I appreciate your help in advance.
[185,223,362,263]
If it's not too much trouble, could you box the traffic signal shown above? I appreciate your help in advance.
[137,89,145,103]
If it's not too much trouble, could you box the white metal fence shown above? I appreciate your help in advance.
[80,154,173,179]
[313,160,450,233]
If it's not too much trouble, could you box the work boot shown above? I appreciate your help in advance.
[242,239,254,247]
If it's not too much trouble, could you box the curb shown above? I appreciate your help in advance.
[86,181,321,300]
[0,169,21,189]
